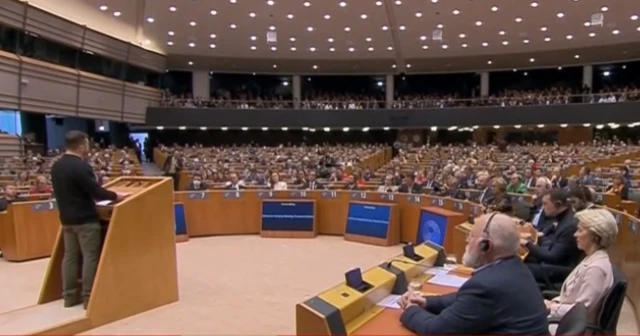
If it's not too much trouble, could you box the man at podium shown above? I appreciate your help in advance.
[51,131,127,309]
[398,213,549,335]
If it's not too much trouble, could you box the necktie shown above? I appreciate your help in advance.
[480,188,486,202]
[532,208,543,227]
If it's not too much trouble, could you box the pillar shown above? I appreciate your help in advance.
[385,74,394,109]
[480,72,489,97]
[582,65,593,91]
[292,75,301,109]
[192,70,210,99]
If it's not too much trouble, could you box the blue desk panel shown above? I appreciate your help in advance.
[174,203,187,235]
[416,209,448,245]
[345,203,391,239]
[261,201,315,231]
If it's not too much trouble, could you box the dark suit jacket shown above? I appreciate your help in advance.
[525,209,581,267]
[223,183,246,190]
[398,183,423,194]
[400,256,550,335]
[186,183,207,191]
[301,180,325,190]
[343,183,359,190]
[0,196,27,212]
[477,187,495,205]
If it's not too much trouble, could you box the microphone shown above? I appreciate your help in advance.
[385,258,432,270]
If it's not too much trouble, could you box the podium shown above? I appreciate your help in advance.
[414,207,465,253]
[260,199,317,238]
[0,200,60,261]
[0,177,178,335]
[344,201,400,246]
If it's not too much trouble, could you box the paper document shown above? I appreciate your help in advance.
[427,273,468,288]
[376,294,401,309]
[424,267,450,276]
[96,200,112,206]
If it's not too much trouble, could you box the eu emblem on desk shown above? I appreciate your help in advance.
[419,219,443,245]
[407,195,421,203]
[321,191,338,198]
[289,191,307,198]
[431,198,444,207]
[187,192,208,200]
[223,191,242,199]
[351,192,366,200]
[380,193,395,201]
[32,201,57,212]
[453,201,464,211]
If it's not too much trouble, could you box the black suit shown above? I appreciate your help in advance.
[223,183,246,190]
[186,183,207,191]
[398,183,423,194]
[343,183,359,190]
[525,208,581,285]
[0,196,27,211]
[476,187,495,205]
[301,180,325,190]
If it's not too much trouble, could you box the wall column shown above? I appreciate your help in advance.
[480,72,489,97]
[582,65,593,91]
[192,70,210,99]
[385,74,394,108]
[292,75,301,109]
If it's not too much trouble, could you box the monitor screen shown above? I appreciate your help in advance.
[417,209,448,245]
[261,201,314,231]
[345,203,391,239]
[174,203,187,235]
[345,267,363,289]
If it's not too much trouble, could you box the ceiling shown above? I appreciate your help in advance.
[27,0,640,73]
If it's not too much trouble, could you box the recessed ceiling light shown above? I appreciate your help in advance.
[329,47,335,52]
[502,41,509,45]
[210,34,217,39]
[210,10,217,15]
[290,47,296,51]
[368,47,374,51]
[612,29,620,35]
[523,39,530,44]
[267,0,274,5]
[453,9,460,15]
[541,26,548,31]
[530,58,535,62]
[251,46,257,50]
[307,26,313,32]
[566,34,573,39]
[530,2,538,7]
[168,31,175,36]
[574,54,580,59]
[324,14,330,19]
[376,1,383,6]
[420,35,427,40]
[313,65,318,69]
[382,25,388,30]
[287,14,294,19]
[387,46,393,51]
[459,33,466,38]
[584,21,591,27]
[230,24,237,29]
[462,43,468,48]
[366,37,372,42]
[290,37,296,42]
[348,47,355,52]
[344,27,351,31]
[406,64,411,68]
[309,47,316,52]
[482,42,488,47]
[431,0,438,3]
[167,41,174,46]
[113,11,121,17]
[589,32,596,37]
[190,21,196,26]
[188,42,195,47]
[499,30,505,35]
[544,37,551,42]
[99,5,108,11]
[169,6,177,11]
[269,26,276,31]
[601,6,608,12]
[209,44,216,49]
[558,67,562,70]
[557,12,565,18]
[271,46,277,51]
[339,1,347,7]
[250,36,257,41]
[416,12,422,17]
[441,45,447,49]
[399,25,406,30]
[637,26,640,31]
[392,64,396,68]
[475,21,482,26]
[515,17,523,22]
[488,60,493,64]
[188,61,193,65]
[249,12,256,17]
[303,1,310,7]
[395,0,401,5]
[436,23,444,29]
[361,14,367,19]
[632,15,639,21]
[491,6,499,11]
[423,45,429,50]
[328,37,334,42]
[273,64,277,68]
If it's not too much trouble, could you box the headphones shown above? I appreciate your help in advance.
[479,212,498,252]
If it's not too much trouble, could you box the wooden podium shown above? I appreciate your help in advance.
[0,200,60,261]
[0,177,178,335]
[344,201,400,246]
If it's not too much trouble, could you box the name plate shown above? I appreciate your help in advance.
[351,192,367,200]
[258,191,274,198]
[453,201,465,211]
[430,198,444,207]
[187,192,208,200]
[289,191,307,198]
[629,220,638,234]
[32,201,57,212]
[321,190,338,198]
[380,193,395,201]
[407,195,421,203]
[223,191,242,199]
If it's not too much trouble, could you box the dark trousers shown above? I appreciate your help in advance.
[526,262,572,289]
[62,223,102,300]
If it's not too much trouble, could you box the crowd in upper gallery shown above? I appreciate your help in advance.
[159,85,640,109]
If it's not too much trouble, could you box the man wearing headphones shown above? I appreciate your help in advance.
[522,189,581,289]
[397,213,549,335]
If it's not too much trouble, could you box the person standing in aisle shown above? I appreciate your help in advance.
[51,131,127,309]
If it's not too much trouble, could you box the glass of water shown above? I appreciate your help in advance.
[408,280,422,295]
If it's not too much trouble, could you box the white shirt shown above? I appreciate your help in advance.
[271,181,288,190]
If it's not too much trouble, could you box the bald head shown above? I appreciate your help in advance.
[464,213,520,267]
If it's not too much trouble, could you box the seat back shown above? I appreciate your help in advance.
[595,265,627,334]
[555,302,587,335]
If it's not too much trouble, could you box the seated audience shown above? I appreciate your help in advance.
[398,174,422,194]
[301,171,324,190]
[606,175,629,200]
[569,186,597,212]
[342,174,359,190]
[377,175,398,193]
[0,184,27,211]
[486,177,512,213]
[397,213,549,334]
[186,174,207,191]
[269,172,287,190]
[529,177,553,229]
[475,172,493,204]
[506,174,528,194]
[547,209,618,334]
[29,175,52,194]
[523,189,582,287]
[223,173,246,190]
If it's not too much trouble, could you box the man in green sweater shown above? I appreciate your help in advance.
[507,174,528,194]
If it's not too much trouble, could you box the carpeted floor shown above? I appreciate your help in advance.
[0,236,637,335]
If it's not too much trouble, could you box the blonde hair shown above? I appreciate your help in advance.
[575,209,619,248]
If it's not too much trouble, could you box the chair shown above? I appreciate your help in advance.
[587,265,627,335]
[551,302,587,335]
